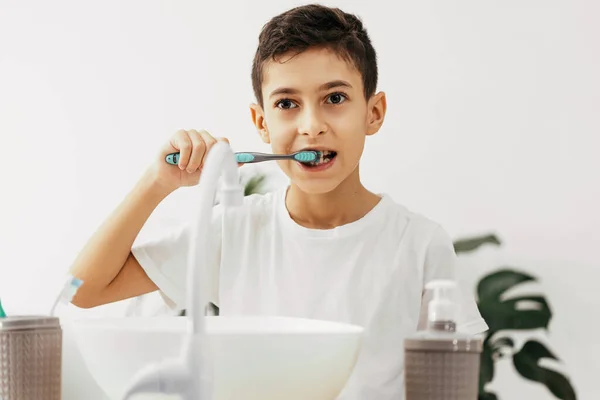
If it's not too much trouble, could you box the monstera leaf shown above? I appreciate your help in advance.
[454,234,501,254]
[513,341,577,400]
[454,234,577,400]
[477,269,535,302]
[478,270,552,332]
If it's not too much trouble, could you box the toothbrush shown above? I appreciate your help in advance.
[165,150,321,165]
[49,275,84,316]
[0,298,6,318]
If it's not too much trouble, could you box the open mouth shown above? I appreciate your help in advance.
[301,150,337,167]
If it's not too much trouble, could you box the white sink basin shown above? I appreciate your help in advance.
[68,315,363,400]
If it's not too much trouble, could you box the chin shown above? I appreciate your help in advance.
[292,178,344,195]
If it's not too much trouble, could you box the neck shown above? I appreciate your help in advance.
[285,166,381,229]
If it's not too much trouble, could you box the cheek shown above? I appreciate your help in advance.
[264,129,294,154]
[332,113,367,161]
[328,103,367,131]
[265,114,297,152]
[332,109,367,137]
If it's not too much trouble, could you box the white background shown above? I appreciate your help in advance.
[0,1,598,399]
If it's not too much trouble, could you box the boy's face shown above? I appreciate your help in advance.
[250,47,386,194]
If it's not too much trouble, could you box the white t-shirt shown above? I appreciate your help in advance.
[132,186,488,400]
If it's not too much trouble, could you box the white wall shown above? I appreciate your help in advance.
[1,1,598,399]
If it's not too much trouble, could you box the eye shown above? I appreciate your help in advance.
[326,92,348,105]
[275,98,298,110]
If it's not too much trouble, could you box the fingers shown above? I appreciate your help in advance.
[171,130,193,170]
[199,130,217,157]
[170,129,231,172]
[184,130,209,173]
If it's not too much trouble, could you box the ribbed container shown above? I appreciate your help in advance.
[0,316,62,400]
[404,325,482,400]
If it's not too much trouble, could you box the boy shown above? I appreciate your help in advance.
[71,4,488,399]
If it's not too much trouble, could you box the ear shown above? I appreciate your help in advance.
[366,91,387,136]
[249,103,270,144]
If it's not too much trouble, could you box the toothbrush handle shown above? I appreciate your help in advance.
[165,152,181,165]
[240,152,292,163]
[164,151,291,165]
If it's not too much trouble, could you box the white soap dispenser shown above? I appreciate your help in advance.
[404,280,483,400]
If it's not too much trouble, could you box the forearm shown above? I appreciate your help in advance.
[70,170,172,304]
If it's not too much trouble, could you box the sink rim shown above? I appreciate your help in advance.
[68,315,365,335]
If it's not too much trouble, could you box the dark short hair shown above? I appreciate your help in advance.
[251,4,378,107]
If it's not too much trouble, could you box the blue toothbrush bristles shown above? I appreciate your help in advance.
[294,151,320,162]
[235,153,255,163]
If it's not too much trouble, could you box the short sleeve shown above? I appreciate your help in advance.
[417,225,489,335]
[131,204,223,310]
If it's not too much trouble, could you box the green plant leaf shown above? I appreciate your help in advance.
[243,174,267,196]
[479,295,552,332]
[479,392,498,400]
[477,269,536,302]
[513,340,577,400]
[454,234,501,254]
[480,338,495,392]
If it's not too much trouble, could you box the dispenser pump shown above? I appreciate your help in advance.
[425,280,457,331]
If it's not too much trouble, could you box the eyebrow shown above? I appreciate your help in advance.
[268,80,353,99]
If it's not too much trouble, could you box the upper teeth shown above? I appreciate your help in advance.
[307,150,335,164]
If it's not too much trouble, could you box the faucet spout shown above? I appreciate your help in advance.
[186,141,243,335]
[120,141,243,400]
[182,141,243,398]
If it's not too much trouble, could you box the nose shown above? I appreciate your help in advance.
[298,106,327,137]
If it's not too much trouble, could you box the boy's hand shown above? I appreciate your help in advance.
[150,129,231,192]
